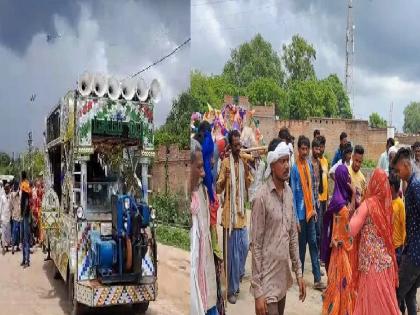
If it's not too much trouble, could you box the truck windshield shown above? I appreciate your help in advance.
[86,181,117,212]
[75,152,119,213]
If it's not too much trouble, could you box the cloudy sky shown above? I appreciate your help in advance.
[192,0,420,132]
[0,0,190,155]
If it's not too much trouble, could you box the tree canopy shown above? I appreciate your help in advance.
[369,112,387,128]
[154,92,201,150]
[282,34,316,83]
[403,102,420,133]
[223,33,284,88]
[156,33,353,149]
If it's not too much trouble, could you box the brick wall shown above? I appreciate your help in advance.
[254,105,388,161]
[395,133,420,147]
[151,144,190,198]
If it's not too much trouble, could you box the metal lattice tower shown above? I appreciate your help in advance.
[345,0,355,117]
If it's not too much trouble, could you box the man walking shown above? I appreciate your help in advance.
[318,135,329,263]
[377,138,395,174]
[394,148,420,315]
[217,129,252,304]
[190,139,218,315]
[251,139,306,315]
[310,137,322,251]
[20,171,31,268]
[10,182,21,254]
[0,183,12,254]
[290,136,326,290]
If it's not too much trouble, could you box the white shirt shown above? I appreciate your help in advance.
[0,193,11,222]
[329,159,352,176]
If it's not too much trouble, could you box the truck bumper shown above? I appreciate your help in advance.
[76,280,157,307]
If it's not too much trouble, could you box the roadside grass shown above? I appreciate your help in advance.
[156,224,190,251]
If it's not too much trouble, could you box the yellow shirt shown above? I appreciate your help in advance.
[319,156,329,202]
[348,165,366,203]
[392,197,406,248]
[216,156,252,229]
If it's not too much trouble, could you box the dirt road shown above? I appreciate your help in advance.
[0,243,189,315]
[215,210,324,314]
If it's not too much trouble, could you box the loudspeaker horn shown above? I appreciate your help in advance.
[136,78,149,102]
[121,78,136,100]
[78,72,93,97]
[92,74,108,97]
[107,77,121,100]
[149,79,161,103]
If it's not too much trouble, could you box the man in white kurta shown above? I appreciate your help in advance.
[191,140,218,315]
[0,183,12,251]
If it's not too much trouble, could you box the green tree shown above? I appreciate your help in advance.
[321,74,352,118]
[21,149,45,178]
[282,34,316,83]
[190,71,238,109]
[285,79,339,120]
[154,92,201,149]
[245,77,287,116]
[403,102,420,133]
[222,34,284,88]
[369,112,387,128]
[0,152,11,168]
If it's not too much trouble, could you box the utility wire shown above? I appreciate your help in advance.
[129,38,191,78]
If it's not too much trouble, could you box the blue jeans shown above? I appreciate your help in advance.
[224,227,249,296]
[298,217,321,283]
[22,216,31,263]
[12,220,21,247]
[206,306,219,315]
[397,255,420,315]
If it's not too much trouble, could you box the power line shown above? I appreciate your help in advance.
[129,38,191,79]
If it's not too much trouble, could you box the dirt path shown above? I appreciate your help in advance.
[0,243,189,315]
[213,210,323,314]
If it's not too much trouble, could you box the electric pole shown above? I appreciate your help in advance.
[389,102,393,127]
[27,131,33,180]
[345,0,355,118]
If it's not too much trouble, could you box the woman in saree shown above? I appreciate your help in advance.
[349,168,399,315]
[321,165,356,315]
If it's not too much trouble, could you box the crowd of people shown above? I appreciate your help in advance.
[0,171,45,268]
[190,121,420,315]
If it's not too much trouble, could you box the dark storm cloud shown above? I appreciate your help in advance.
[0,0,80,54]
[288,0,420,82]
[192,0,420,131]
[0,0,190,155]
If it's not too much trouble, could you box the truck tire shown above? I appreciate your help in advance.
[132,302,149,314]
[53,264,61,280]
[67,270,84,315]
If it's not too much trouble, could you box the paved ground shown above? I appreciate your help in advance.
[0,243,189,315]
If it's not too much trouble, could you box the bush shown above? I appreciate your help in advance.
[151,192,191,229]
[156,225,190,251]
[362,159,376,169]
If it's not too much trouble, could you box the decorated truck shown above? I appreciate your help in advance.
[42,73,160,315]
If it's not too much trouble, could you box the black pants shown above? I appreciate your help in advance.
[267,296,286,315]
[397,255,420,315]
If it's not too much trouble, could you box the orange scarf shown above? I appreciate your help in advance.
[20,180,31,194]
[296,156,315,222]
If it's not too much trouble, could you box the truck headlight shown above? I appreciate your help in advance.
[76,207,84,219]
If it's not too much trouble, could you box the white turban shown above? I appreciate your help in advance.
[264,142,290,179]
[388,146,398,158]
